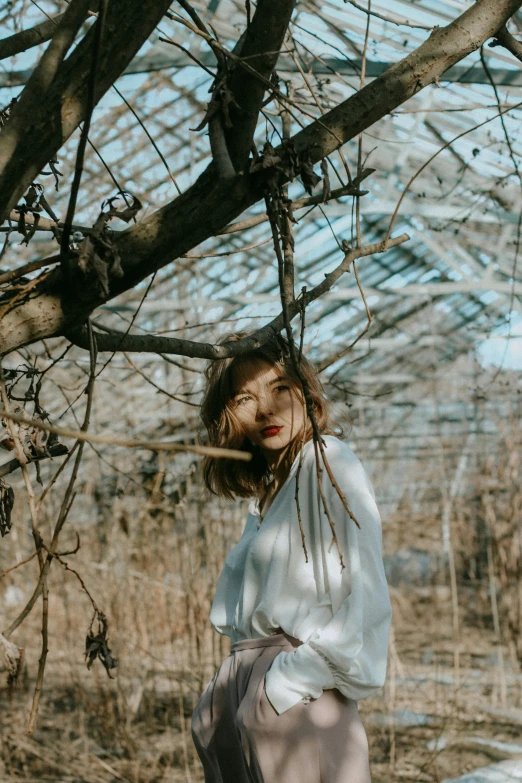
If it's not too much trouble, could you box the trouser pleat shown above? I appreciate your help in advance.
[191,633,371,783]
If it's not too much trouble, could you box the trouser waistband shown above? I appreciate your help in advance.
[230,631,303,653]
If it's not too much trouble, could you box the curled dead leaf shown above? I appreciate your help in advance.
[0,478,14,537]
[85,612,118,678]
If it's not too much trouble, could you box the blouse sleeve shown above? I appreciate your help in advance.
[264,437,392,715]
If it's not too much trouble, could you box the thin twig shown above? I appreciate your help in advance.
[490,24,522,63]
[123,352,200,406]
[479,45,522,386]
[219,182,370,236]
[355,0,371,250]
[94,272,158,380]
[112,84,181,195]
[157,36,216,77]
[0,550,39,579]
[0,269,53,322]
[318,258,375,374]
[65,234,409,358]
[345,0,432,30]
[0,361,48,734]
[265,161,357,566]
[160,19,348,151]
[42,545,100,615]
[0,407,252,461]
[285,37,353,186]
[36,441,80,513]
[2,324,93,651]
[181,238,271,258]
[26,324,97,733]
[0,256,60,286]
[59,0,108,277]
[384,99,522,243]
[172,0,226,67]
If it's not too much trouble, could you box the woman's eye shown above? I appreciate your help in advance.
[276,385,290,392]
[236,395,251,405]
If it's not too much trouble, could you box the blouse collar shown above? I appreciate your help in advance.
[247,439,317,522]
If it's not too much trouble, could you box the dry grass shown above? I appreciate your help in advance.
[1,427,521,783]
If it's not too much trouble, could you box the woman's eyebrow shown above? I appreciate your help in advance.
[232,386,251,397]
[233,376,287,397]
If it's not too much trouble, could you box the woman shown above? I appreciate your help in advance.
[191,331,392,783]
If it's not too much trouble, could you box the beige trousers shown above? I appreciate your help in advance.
[191,632,372,783]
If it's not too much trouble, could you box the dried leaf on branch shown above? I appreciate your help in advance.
[1,404,63,463]
[0,477,14,537]
[85,612,118,677]
[12,183,59,246]
[0,368,69,483]
[73,192,142,299]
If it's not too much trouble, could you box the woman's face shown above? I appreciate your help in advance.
[229,358,305,458]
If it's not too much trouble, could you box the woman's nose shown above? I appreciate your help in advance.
[255,394,274,419]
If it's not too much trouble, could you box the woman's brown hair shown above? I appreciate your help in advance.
[199,330,338,499]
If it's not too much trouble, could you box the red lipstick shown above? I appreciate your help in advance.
[261,426,283,438]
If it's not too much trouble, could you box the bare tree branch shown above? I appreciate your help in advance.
[0,0,520,357]
[0,443,68,479]
[3,209,91,234]
[490,24,522,62]
[345,0,432,31]
[2,181,368,240]
[15,0,91,96]
[171,0,295,176]
[289,0,522,162]
[222,0,296,172]
[0,407,253,461]
[0,0,174,222]
[64,233,410,357]
[0,13,66,61]
[60,0,108,279]
[0,257,60,286]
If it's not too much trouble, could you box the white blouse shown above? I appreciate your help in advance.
[209,435,392,715]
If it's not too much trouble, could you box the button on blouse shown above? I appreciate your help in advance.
[208,435,392,715]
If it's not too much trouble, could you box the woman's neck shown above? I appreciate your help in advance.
[263,446,292,485]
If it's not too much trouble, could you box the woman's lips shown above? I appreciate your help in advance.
[261,426,283,438]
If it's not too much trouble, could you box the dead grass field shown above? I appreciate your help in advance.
[1,441,521,783]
